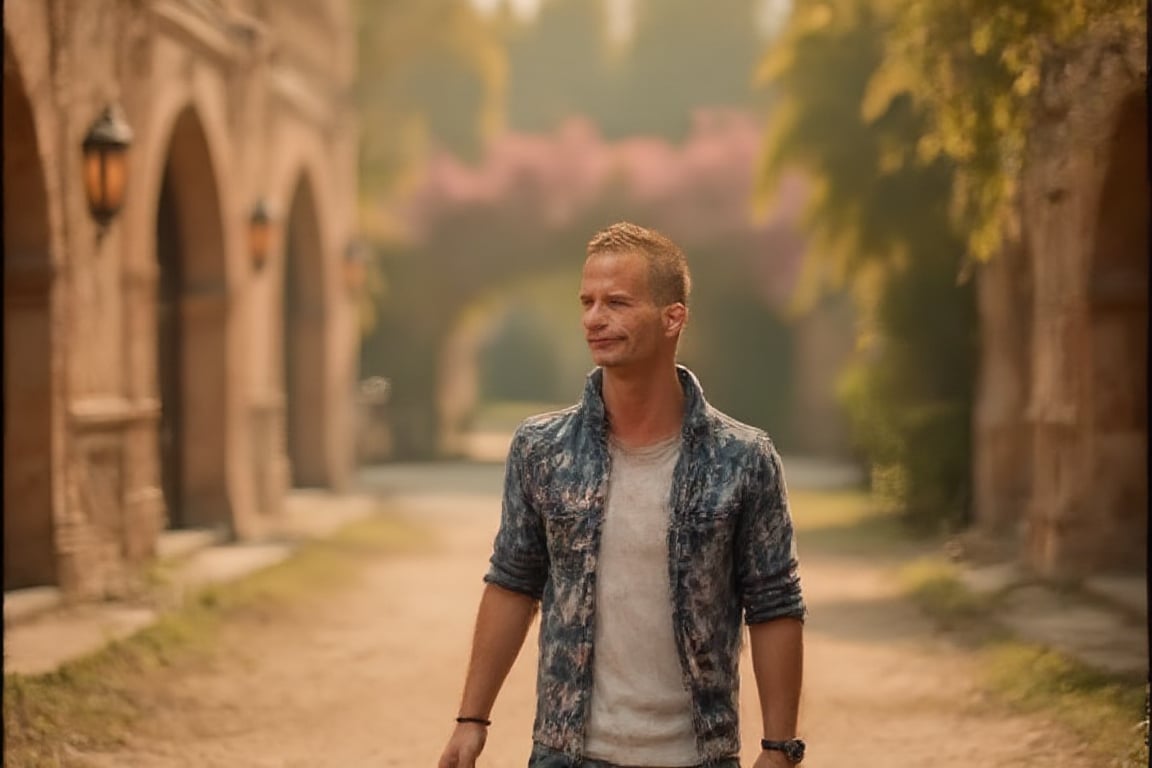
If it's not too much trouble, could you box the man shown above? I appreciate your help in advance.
[439,222,806,768]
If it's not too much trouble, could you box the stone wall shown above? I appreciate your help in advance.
[972,236,1032,538]
[974,19,1147,578]
[3,0,359,597]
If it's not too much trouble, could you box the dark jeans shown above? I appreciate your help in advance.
[528,742,741,768]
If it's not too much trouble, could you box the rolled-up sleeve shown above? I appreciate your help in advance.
[483,426,549,600]
[737,437,806,624]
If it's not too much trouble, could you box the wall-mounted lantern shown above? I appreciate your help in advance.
[82,105,134,232]
[344,238,371,296]
[248,198,275,272]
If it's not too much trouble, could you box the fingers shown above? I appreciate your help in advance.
[456,744,480,768]
[439,752,475,768]
[438,741,480,768]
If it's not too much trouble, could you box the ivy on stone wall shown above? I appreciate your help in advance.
[757,0,1138,526]
[864,0,1143,262]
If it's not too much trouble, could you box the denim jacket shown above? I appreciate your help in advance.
[484,366,805,764]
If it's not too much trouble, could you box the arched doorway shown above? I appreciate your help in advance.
[154,108,230,529]
[1088,92,1149,570]
[282,174,328,487]
[3,52,57,589]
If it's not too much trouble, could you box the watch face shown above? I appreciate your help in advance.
[784,739,806,762]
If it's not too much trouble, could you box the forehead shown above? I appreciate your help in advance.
[581,250,650,290]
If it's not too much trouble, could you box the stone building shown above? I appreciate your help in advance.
[973,19,1147,577]
[3,0,361,598]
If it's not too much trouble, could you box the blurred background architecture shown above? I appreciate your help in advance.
[3,0,1146,607]
[4,0,361,598]
[972,23,1148,577]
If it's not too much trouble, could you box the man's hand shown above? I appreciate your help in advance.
[439,585,538,767]
[751,749,795,768]
[437,722,488,768]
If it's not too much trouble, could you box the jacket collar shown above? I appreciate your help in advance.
[581,364,709,440]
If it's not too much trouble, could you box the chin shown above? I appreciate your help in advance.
[593,355,637,369]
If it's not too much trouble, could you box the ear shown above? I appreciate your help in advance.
[663,303,687,337]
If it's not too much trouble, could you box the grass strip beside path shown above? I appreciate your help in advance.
[3,510,426,768]
[793,488,1147,766]
[902,558,1149,767]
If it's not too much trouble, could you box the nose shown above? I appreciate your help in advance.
[583,301,606,331]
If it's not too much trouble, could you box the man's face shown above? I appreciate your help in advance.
[579,250,680,371]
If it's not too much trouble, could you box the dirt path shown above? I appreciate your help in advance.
[81,462,1100,768]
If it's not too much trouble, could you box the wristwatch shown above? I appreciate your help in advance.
[761,738,805,764]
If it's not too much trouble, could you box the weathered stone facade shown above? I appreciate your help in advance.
[3,0,360,597]
[973,20,1147,577]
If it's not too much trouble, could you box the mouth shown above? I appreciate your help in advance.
[587,337,622,347]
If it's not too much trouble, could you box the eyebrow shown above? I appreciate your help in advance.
[579,291,634,302]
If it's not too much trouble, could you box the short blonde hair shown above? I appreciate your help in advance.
[586,222,691,306]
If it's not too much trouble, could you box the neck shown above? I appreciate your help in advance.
[601,363,685,448]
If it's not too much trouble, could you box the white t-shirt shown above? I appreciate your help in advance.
[584,434,700,767]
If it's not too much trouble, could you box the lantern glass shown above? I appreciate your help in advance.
[82,105,133,229]
[83,145,129,224]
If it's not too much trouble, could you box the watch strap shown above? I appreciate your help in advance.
[761,738,805,763]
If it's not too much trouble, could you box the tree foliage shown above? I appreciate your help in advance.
[352,1,511,333]
[500,0,611,134]
[758,0,976,528]
[479,303,564,402]
[355,0,507,205]
[763,0,1141,268]
[758,0,962,294]
[759,0,1140,524]
[503,0,773,141]
[864,0,1142,261]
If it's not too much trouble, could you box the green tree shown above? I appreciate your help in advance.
[602,0,769,139]
[356,0,507,204]
[681,272,796,448]
[504,0,772,141]
[502,0,611,133]
[479,303,564,403]
[864,0,1142,261]
[758,0,976,528]
[353,1,510,333]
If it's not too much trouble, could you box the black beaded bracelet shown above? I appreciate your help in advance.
[456,716,492,727]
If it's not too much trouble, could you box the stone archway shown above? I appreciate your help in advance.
[1087,91,1148,570]
[154,107,230,529]
[282,173,329,487]
[3,51,57,589]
